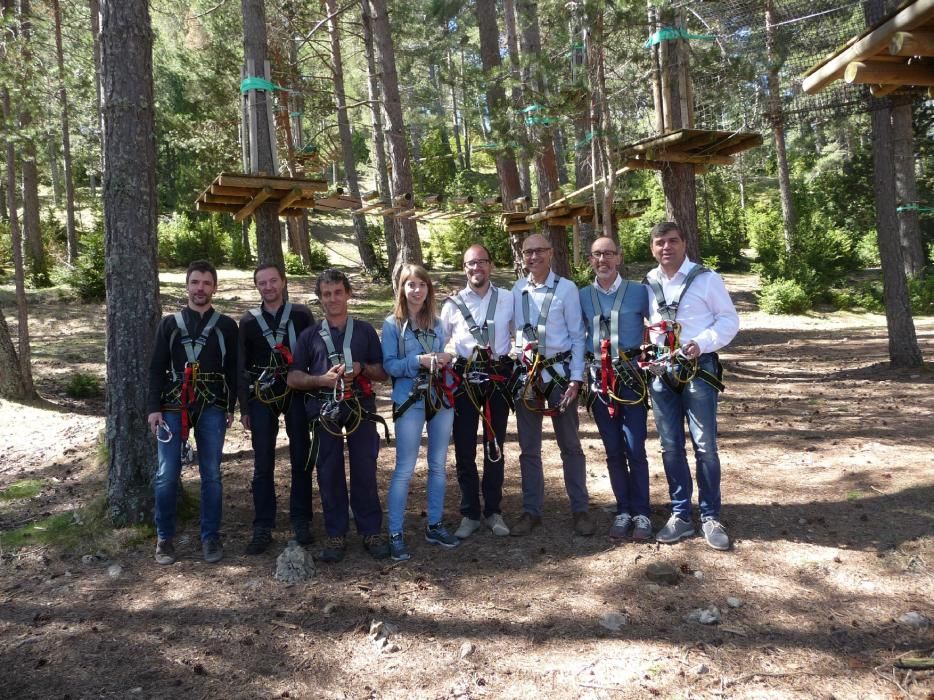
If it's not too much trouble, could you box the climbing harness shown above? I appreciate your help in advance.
[246,302,297,410]
[307,318,391,469]
[392,321,459,423]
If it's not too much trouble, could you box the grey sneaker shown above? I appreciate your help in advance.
[702,518,730,551]
[425,522,460,548]
[655,515,695,544]
[454,517,482,539]
[607,513,632,540]
[631,515,653,541]
[154,538,175,565]
[485,513,510,536]
[202,537,223,563]
[389,532,410,561]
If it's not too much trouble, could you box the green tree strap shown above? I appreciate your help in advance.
[240,77,287,93]
[897,204,933,213]
[644,26,716,48]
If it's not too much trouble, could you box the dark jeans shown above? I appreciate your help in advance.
[248,396,312,530]
[453,388,509,520]
[315,417,382,537]
[591,389,650,517]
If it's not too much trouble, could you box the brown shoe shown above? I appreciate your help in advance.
[509,512,542,537]
[572,510,596,536]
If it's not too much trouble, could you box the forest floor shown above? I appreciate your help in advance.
[0,243,933,699]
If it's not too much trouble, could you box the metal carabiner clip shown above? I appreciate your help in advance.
[155,423,173,443]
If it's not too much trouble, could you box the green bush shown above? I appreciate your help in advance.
[68,227,106,303]
[65,373,103,399]
[158,213,231,267]
[284,252,308,276]
[758,278,811,314]
[910,274,934,315]
[228,223,253,270]
[307,241,330,271]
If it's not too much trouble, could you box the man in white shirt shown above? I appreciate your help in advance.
[645,222,739,550]
[511,234,593,537]
[440,244,515,539]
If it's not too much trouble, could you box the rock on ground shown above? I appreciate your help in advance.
[274,541,316,583]
[685,606,721,625]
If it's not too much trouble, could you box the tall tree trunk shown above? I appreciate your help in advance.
[0,302,29,399]
[0,177,7,221]
[447,49,465,170]
[427,63,453,164]
[367,0,422,281]
[101,0,160,524]
[360,0,397,271]
[18,0,44,281]
[459,46,471,171]
[241,0,284,269]
[891,95,924,278]
[90,0,104,175]
[241,220,253,262]
[47,133,62,206]
[766,0,796,255]
[52,0,78,264]
[325,0,377,272]
[516,0,570,277]
[502,0,532,198]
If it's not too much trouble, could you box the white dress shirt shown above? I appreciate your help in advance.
[440,283,515,358]
[512,270,586,381]
[646,258,739,354]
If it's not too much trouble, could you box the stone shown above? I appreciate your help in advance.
[107,564,123,579]
[691,663,709,675]
[645,562,681,585]
[459,641,476,659]
[726,596,742,609]
[599,612,629,631]
[274,542,316,584]
[693,570,704,580]
[898,612,929,629]
[322,602,337,616]
[798,518,807,525]
[685,606,721,625]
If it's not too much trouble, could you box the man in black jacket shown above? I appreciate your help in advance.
[238,263,315,554]
[147,260,238,565]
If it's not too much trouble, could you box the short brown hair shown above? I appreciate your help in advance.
[649,221,683,241]
[186,259,217,285]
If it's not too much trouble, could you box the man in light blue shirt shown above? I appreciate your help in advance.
[510,233,593,537]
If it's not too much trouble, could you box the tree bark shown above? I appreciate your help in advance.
[871,101,923,368]
[367,0,422,282]
[47,133,62,207]
[325,0,377,272]
[241,0,284,270]
[360,0,397,272]
[502,0,532,198]
[52,0,79,264]
[427,63,454,165]
[0,302,28,399]
[90,0,104,175]
[101,0,161,524]
[891,95,924,278]
[766,0,797,255]
[445,51,465,170]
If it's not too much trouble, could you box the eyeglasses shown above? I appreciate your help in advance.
[522,247,552,258]
[591,250,618,259]
[464,259,490,268]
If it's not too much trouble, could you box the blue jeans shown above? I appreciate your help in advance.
[591,389,650,517]
[649,354,722,520]
[248,397,312,530]
[387,402,454,534]
[154,406,226,542]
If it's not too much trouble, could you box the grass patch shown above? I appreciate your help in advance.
[847,490,863,501]
[0,479,44,501]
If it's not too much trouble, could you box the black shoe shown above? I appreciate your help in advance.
[154,538,175,565]
[292,520,313,545]
[363,533,390,560]
[318,535,346,563]
[245,528,272,555]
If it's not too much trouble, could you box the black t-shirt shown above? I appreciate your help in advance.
[237,302,315,410]
[290,317,383,418]
[147,306,239,413]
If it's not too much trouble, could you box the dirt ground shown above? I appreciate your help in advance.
[0,266,932,699]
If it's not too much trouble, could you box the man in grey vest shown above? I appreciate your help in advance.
[644,222,739,550]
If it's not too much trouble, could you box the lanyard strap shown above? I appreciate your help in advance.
[173,309,221,364]
[521,277,559,357]
[589,280,629,359]
[449,287,497,350]
[249,302,295,350]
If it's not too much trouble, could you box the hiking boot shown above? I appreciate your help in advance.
[292,520,313,546]
[656,515,695,544]
[318,536,347,563]
[363,533,390,560]
[607,513,632,540]
[389,532,410,561]
[425,522,460,549]
[486,513,510,537]
[154,538,176,565]
[702,518,730,551]
[454,517,482,539]
[509,512,541,537]
[202,537,223,563]
[631,515,653,542]
[245,528,272,555]
[572,510,596,536]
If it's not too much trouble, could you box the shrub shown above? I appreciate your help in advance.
[158,213,230,267]
[65,373,103,399]
[68,227,106,303]
[284,252,308,276]
[228,223,253,270]
[307,241,330,271]
[910,274,934,315]
[758,278,811,314]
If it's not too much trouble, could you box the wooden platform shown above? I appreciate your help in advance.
[619,129,763,167]
[194,172,331,221]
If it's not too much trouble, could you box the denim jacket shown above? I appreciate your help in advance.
[381,315,449,406]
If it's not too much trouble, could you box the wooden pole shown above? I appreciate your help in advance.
[844,60,934,86]
[889,31,934,57]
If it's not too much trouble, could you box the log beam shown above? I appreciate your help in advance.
[234,186,274,223]
[889,31,934,57]
[844,60,934,86]
[277,187,303,214]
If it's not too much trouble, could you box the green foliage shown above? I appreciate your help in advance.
[617,174,665,265]
[758,278,811,315]
[909,274,934,315]
[413,125,457,196]
[228,222,254,270]
[0,479,44,501]
[696,170,748,270]
[68,226,106,303]
[65,372,103,399]
[284,252,308,276]
[307,241,331,271]
[158,213,231,267]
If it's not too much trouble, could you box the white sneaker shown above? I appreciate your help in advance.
[454,517,482,539]
[486,513,510,536]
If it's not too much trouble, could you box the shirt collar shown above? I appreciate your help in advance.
[527,270,557,289]
[461,283,496,301]
[655,257,696,282]
[592,273,623,294]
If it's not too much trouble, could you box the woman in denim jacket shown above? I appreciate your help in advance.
[381,264,460,561]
